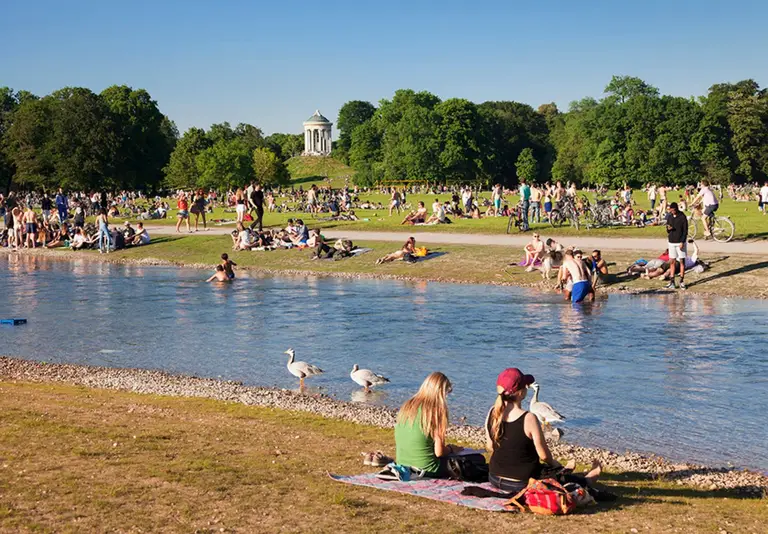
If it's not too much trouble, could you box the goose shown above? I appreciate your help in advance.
[284,348,324,388]
[350,364,390,392]
[529,382,565,429]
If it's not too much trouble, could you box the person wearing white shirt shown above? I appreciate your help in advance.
[760,181,768,214]
[692,180,719,238]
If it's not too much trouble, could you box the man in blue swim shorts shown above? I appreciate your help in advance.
[561,249,594,303]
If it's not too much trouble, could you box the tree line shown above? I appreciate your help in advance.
[2,76,766,194]
[336,76,768,189]
[0,85,303,194]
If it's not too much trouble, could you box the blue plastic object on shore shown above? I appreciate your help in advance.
[0,318,27,325]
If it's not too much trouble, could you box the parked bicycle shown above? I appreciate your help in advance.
[506,201,527,234]
[549,196,580,230]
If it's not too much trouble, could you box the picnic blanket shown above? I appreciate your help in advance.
[517,258,542,267]
[329,473,512,512]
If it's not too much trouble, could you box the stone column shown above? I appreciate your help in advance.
[305,129,310,153]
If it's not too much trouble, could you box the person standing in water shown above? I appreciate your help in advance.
[206,265,230,282]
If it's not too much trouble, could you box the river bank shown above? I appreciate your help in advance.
[7,234,768,299]
[1,356,765,497]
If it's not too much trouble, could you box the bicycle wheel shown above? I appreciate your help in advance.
[687,217,698,240]
[549,210,564,228]
[570,211,580,231]
[712,217,735,243]
[506,213,515,234]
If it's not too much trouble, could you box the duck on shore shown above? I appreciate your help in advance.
[529,382,565,429]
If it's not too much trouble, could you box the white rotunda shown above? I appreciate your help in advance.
[303,110,333,156]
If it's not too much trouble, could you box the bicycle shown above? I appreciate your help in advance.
[549,196,580,231]
[506,202,526,234]
[687,207,735,243]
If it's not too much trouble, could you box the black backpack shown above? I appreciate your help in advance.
[446,454,489,482]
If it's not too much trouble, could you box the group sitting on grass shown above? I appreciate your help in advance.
[389,370,611,502]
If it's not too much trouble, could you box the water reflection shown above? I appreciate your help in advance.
[1,256,767,473]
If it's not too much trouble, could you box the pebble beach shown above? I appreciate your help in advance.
[1,356,765,496]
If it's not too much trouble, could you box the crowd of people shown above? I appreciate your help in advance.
[0,189,152,253]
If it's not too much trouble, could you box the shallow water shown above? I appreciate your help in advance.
[1,254,767,472]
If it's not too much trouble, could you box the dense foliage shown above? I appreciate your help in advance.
[339,76,768,188]
[2,75,767,193]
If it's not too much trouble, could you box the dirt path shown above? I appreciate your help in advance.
[143,225,768,255]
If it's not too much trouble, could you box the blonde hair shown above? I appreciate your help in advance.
[397,372,451,440]
[488,386,523,451]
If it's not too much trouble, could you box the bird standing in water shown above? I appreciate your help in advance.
[350,364,390,392]
[285,348,324,389]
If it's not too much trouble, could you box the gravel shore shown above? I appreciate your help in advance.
[1,356,765,496]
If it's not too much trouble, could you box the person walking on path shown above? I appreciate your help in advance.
[191,189,207,231]
[647,184,657,211]
[249,184,265,232]
[665,202,688,290]
[175,193,191,233]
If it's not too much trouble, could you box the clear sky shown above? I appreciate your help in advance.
[2,0,767,137]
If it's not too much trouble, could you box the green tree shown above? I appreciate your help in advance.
[349,119,383,186]
[336,100,376,163]
[164,127,211,190]
[196,138,254,190]
[435,98,482,182]
[726,89,768,181]
[49,87,118,191]
[4,95,56,190]
[604,75,660,103]
[265,133,304,160]
[101,85,176,192]
[252,147,289,185]
[515,147,538,183]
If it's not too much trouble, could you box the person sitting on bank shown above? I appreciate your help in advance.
[375,237,416,264]
[394,372,462,478]
[131,222,150,246]
[523,233,545,270]
[486,368,603,494]
[589,249,608,287]
[46,223,71,248]
[402,202,428,225]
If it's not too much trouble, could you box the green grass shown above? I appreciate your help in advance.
[286,155,356,188]
[123,189,768,240]
[41,234,768,299]
[0,381,765,533]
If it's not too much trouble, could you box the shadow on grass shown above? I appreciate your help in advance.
[685,260,768,288]
[600,470,765,500]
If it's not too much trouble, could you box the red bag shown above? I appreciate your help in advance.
[505,478,576,515]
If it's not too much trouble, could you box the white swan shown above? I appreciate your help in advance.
[285,348,323,388]
[529,382,565,429]
[350,364,390,392]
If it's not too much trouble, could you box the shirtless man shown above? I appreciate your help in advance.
[23,205,38,248]
[11,205,23,251]
[560,249,595,303]
[523,233,545,270]
[206,265,231,282]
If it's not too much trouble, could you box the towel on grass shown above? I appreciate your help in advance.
[329,473,512,512]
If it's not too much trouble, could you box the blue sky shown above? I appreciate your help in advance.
[2,0,767,137]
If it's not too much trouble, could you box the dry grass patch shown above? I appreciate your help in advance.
[0,382,766,533]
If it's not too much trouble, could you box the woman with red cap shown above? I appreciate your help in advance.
[485,368,602,493]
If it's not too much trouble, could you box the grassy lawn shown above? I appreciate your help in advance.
[285,156,356,188]
[124,190,768,240]
[0,381,764,533]
[46,234,768,299]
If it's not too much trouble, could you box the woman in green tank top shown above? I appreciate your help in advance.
[394,372,462,477]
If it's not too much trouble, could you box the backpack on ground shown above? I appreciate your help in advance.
[505,478,576,515]
[445,454,489,483]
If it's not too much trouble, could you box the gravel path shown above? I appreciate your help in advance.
[1,356,764,495]
[143,225,768,255]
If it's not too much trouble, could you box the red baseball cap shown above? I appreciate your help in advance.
[496,368,535,395]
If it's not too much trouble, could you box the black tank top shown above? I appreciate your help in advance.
[488,411,540,481]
